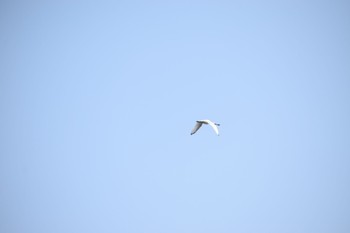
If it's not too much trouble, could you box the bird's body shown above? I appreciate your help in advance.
[191,119,220,135]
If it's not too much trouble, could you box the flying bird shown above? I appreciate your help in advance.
[191,119,220,136]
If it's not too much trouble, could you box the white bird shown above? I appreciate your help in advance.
[191,119,220,136]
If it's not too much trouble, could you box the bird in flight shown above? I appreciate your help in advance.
[191,119,220,136]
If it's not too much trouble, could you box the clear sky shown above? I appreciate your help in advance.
[1,1,350,232]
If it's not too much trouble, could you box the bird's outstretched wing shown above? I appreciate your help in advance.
[191,122,203,135]
[206,120,219,135]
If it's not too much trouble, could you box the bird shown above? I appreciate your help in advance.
[191,119,220,136]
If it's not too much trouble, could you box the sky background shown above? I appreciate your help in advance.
[1,1,350,232]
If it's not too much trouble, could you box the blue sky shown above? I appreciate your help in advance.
[1,1,350,232]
